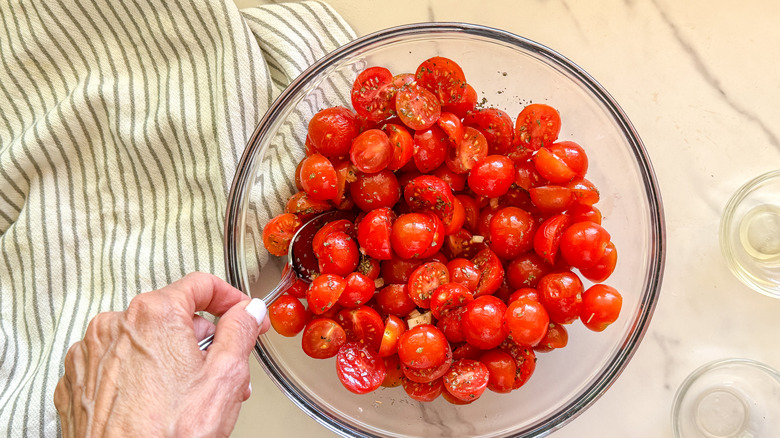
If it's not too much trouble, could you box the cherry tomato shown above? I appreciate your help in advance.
[407,261,450,309]
[443,228,487,260]
[350,129,393,173]
[443,196,466,235]
[508,287,541,304]
[436,307,467,343]
[431,164,467,192]
[579,241,618,283]
[398,324,449,369]
[308,106,359,158]
[402,344,452,383]
[285,191,332,222]
[382,123,415,171]
[446,258,482,292]
[498,339,537,389]
[468,155,515,198]
[559,221,611,269]
[441,83,477,119]
[446,126,488,174]
[533,146,576,184]
[479,349,517,393]
[299,154,339,202]
[301,318,347,359]
[404,175,456,225]
[269,295,310,337]
[529,185,574,214]
[533,213,572,264]
[430,282,474,319]
[402,378,444,402]
[349,169,401,211]
[514,104,561,151]
[456,194,480,232]
[338,272,376,308]
[536,271,584,324]
[336,342,386,394]
[357,254,381,280]
[534,321,569,352]
[285,274,309,299]
[415,56,467,104]
[580,284,622,332]
[356,207,395,260]
[452,342,483,361]
[488,206,536,260]
[567,203,602,225]
[443,359,490,402]
[437,111,464,143]
[441,387,475,405]
[395,83,441,130]
[380,255,422,284]
[313,219,355,254]
[504,297,549,347]
[262,213,302,257]
[315,231,359,277]
[307,274,347,315]
[471,248,505,297]
[390,212,444,259]
[375,284,417,317]
[378,315,406,357]
[382,354,404,387]
[507,252,557,291]
[336,305,385,351]
[567,177,600,205]
[463,108,514,155]
[351,66,395,121]
[413,124,450,173]
[461,295,508,349]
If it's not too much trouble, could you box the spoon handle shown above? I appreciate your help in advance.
[198,265,295,351]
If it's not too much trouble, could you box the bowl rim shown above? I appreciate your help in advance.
[224,21,666,438]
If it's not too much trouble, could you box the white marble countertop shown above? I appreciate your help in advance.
[231,1,780,436]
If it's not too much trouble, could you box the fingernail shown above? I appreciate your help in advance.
[248,382,253,397]
[245,299,267,326]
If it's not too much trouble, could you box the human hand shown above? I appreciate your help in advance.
[53,272,270,437]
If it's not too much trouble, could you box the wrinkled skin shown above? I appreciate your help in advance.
[53,272,270,437]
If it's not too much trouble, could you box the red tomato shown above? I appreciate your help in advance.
[338,272,376,308]
[269,295,310,337]
[456,194,480,232]
[407,261,450,309]
[349,169,401,211]
[529,185,575,214]
[505,252,553,289]
[431,164,467,192]
[443,228,487,260]
[390,212,445,259]
[479,349,517,393]
[446,258,482,292]
[350,129,393,173]
[580,284,623,332]
[463,108,514,155]
[396,83,441,130]
[430,282,474,319]
[415,56,467,104]
[579,241,618,283]
[503,297,549,347]
[461,295,508,350]
[299,154,339,202]
[302,318,347,359]
[567,178,600,205]
[313,219,355,254]
[380,255,422,284]
[402,344,452,383]
[441,83,477,119]
[443,195,466,235]
[308,106,359,158]
[534,321,569,352]
[356,207,395,260]
[402,378,444,402]
[262,213,302,257]
[413,124,450,173]
[498,339,537,389]
[307,274,347,315]
[336,342,386,394]
[382,123,415,171]
[382,355,404,387]
[452,342,483,361]
[332,159,358,206]
[315,231,359,276]
[507,287,541,304]
[514,104,561,151]
[468,155,515,198]
[559,221,611,269]
[351,66,395,121]
[404,175,456,223]
[357,254,381,280]
[446,126,488,174]
[443,359,490,402]
[533,213,572,264]
[533,146,577,184]
[378,315,406,357]
[442,387,475,405]
[514,158,547,190]
[285,275,309,299]
[550,141,588,177]
[437,111,464,143]
[336,306,385,351]
[375,284,417,317]
[488,206,536,260]
[471,248,505,297]
[398,324,449,369]
[536,271,584,324]
[436,307,467,343]
[567,203,602,225]
[285,191,332,222]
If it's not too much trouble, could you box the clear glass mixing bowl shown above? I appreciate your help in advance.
[224,23,665,438]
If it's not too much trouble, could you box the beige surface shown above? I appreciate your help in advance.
[231,1,780,437]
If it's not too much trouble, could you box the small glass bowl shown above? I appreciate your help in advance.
[720,170,780,297]
[672,358,780,438]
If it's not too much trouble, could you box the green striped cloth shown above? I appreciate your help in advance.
[0,0,354,435]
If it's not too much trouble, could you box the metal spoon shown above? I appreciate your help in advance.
[198,209,356,350]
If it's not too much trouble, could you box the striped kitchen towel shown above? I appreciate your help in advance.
[0,0,354,436]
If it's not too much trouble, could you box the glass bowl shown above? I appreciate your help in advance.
[224,23,665,438]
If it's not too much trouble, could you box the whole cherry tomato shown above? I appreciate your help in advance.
[308,106,359,158]
[479,349,517,393]
[299,153,339,201]
[559,221,611,269]
[489,206,536,260]
[315,231,359,277]
[505,252,554,289]
[413,124,450,173]
[536,271,584,324]
[398,324,449,370]
[268,295,310,337]
[580,284,623,332]
[468,155,515,198]
[390,212,444,259]
[375,284,417,317]
[461,295,508,350]
[579,241,618,283]
[503,296,549,347]
[349,169,401,211]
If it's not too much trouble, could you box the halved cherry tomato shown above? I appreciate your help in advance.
[488,206,536,260]
[529,185,574,213]
[404,175,456,223]
[382,354,404,387]
[336,342,386,394]
[479,349,517,393]
[443,228,487,260]
[514,103,561,150]
[269,294,310,337]
[357,254,381,280]
[338,272,376,308]
[308,106,359,158]
[430,282,474,319]
[505,252,553,289]
[378,315,406,357]
[567,177,600,205]
[413,124,450,173]
[504,297,549,347]
[437,111,464,143]
[533,213,572,264]
[549,141,588,177]
[468,155,515,198]
[536,271,584,324]
[533,147,577,184]
[351,66,395,121]
[402,343,452,383]
[302,318,347,359]
[380,255,422,284]
[398,324,449,369]
[443,359,489,402]
[382,123,415,171]
[313,219,355,254]
[436,307,467,343]
[498,339,537,389]
[431,164,467,192]
[375,283,417,317]
[285,191,332,222]
[415,56,467,104]
[350,129,393,173]
[580,284,622,332]
[559,221,611,269]
[456,194,480,232]
[446,258,482,292]
[533,321,569,352]
[463,108,514,155]
[461,295,508,349]
[441,83,477,119]
[262,213,302,257]
[402,377,444,402]
[471,248,504,297]
[568,203,603,225]
[407,261,450,309]
[579,241,618,282]
[446,126,488,174]
[336,305,385,351]
[349,169,401,211]
[307,274,347,315]
[315,231,359,276]
[356,207,395,260]
[396,83,441,130]
[390,212,444,259]
[300,154,339,201]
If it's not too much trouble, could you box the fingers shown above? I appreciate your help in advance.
[192,314,217,341]
[207,298,267,363]
[161,272,249,317]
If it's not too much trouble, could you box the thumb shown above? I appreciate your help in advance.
[209,298,267,361]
